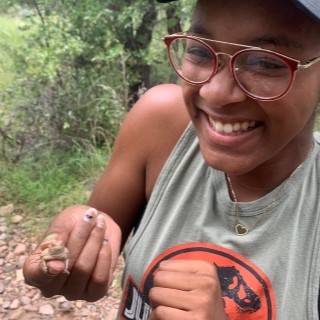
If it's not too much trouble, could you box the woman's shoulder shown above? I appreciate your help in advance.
[130,84,191,197]
[134,83,188,119]
[107,84,191,200]
[125,84,190,153]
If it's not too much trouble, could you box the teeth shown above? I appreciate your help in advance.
[241,122,249,130]
[210,118,256,134]
[223,123,233,134]
[233,122,241,131]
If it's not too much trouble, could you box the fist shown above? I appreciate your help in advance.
[149,260,227,320]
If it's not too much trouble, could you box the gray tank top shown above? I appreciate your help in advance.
[118,124,320,320]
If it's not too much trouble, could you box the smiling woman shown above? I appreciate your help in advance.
[23,1,320,319]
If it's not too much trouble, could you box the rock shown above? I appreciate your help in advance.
[20,296,31,305]
[15,269,24,282]
[75,308,91,317]
[19,287,27,296]
[4,263,15,273]
[0,204,14,216]
[26,288,38,298]
[9,309,27,320]
[0,233,7,241]
[32,291,41,301]
[39,303,55,315]
[5,252,14,261]
[9,298,20,309]
[0,281,4,294]
[60,300,72,312]
[13,243,26,255]
[8,239,16,247]
[3,300,11,309]
[56,296,67,303]
[0,245,8,253]
[17,255,26,268]
[11,215,23,224]
[23,304,38,312]
[105,309,118,320]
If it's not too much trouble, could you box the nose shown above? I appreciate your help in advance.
[199,54,247,106]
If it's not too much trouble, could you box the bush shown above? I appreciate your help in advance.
[0,0,195,162]
[1,1,127,162]
[0,147,109,215]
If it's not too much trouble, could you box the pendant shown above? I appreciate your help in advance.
[235,223,249,236]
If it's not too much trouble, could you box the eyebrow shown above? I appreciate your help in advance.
[188,24,303,49]
[188,24,212,38]
[249,36,303,49]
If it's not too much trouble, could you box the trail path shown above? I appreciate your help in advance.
[0,204,123,320]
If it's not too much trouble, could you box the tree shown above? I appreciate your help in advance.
[0,0,193,161]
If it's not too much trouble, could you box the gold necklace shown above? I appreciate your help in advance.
[226,144,314,236]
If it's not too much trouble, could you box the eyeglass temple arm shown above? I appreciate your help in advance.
[298,56,320,69]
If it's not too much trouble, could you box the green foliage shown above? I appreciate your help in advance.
[1,1,128,161]
[0,0,193,222]
[0,147,109,215]
[0,15,23,91]
[0,0,194,162]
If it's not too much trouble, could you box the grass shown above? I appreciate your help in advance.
[0,147,110,234]
[0,12,118,235]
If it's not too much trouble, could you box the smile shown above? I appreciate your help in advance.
[209,117,258,135]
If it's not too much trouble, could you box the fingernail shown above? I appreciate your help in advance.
[96,214,106,228]
[83,208,98,222]
[103,237,109,245]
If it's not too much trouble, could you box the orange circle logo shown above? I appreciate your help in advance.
[140,242,276,319]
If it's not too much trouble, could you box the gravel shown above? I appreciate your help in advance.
[0,204,123,320]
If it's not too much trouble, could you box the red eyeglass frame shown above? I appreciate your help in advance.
[163,32,320,101]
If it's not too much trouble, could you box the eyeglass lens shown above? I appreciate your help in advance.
[168,37,293,100]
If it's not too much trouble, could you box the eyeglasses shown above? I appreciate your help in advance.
[163,32,320,101]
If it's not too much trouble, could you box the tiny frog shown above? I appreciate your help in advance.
[40,240,69,275]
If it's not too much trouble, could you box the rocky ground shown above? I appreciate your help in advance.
[0,204,123,320]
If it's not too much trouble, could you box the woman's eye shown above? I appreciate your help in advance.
[185,46,212,63]
[237,53,289,76]
[249,58,286,70]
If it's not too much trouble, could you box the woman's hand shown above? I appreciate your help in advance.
[23,205,121,302]
[149,260,227,320]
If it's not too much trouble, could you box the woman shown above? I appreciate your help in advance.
[24,0,320,319]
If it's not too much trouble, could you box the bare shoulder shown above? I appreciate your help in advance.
[88,84,190,244]
[120,83,190,196]
[113,84,189,164]
[134,84,190,195]
[129,83,189,133]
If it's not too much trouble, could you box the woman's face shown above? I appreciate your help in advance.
[182,0,320,175]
